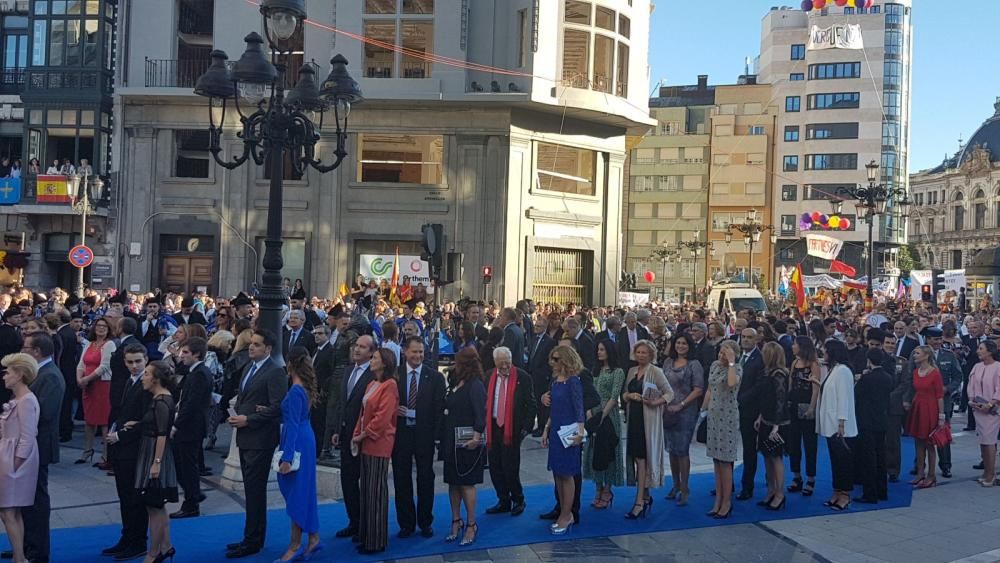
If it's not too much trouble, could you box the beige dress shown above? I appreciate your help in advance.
[625,365,674,488]
[0,393,40,508]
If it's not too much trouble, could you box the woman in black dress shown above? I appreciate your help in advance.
[441,348,486,546]
[132,360,178,563]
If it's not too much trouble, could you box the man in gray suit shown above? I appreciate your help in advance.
[17,332,65,563]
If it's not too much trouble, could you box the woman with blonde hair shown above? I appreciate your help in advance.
[757,342,790,510]
[542,345,585,535]
[905,344,944,489]
[0,353,40,563]
[622,340,673,520]
[702,339,742,519]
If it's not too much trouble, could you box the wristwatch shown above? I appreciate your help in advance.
[154,458,161,464]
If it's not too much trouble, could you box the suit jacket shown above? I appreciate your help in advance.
[855,366,892,432]
[171,311,207,326]
[573,331,597,374]
[485,367,536,446]
[736,347,765,420]
[109,374,150,461]
[692,338,719,376]
[886,354,911,416]
[527,333,556,385]
[393,363,447,451]
[30,359,66,465]
[594,329,618,350]
[501,322,527,370]
[109,335,139,416]
[329,329,355,379]
[174,362,213,441]
[234,358,288,451]
[282,326,317,357]
[897,335,920,359]
[337,364,373,444]
[312,342,336,403]
[57,324,80,379]
[615,325,651,371]
[0,323,21,359]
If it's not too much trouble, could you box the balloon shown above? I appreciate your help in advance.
[840,218,851,230]
[819,214,829,225]
[801,0,813,10]
[846,0,856,6]
[801,212,812,223]
[835,0,847,6]
[813,0,825,9]
[800,220,812,231]
[864,0,873,7]
[644,271,655,283]
[811,211,821,222]
[829,216,841,228]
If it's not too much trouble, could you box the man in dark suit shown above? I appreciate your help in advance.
[854,348,893,503]
[57,311,82,442]
[393,335,446,538]
[499,307,527,370]
[282,310,317,357]
[563,316,595,374]
[289,288,322,331]
[140,295,166,360]
[101,343,150,561]
[109,317,140,427]
[465,303,490,344]
[16,333,66,563]
[332,334,375,542]
[616,311,651,372]
[528,316,556,437]
[225,330,288,559]
[689,322,718,376]
[594,315,621,352]
[310,324,335,457]
[171,296,207,326]
[0,308,23,404]
[894,320,920,359]
[324,310,356,459]
[736,327,764,500]
[961,320,987,431]
[171,337,214,519]
[484,347,536,516]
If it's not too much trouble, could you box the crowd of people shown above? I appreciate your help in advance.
[1,281,999,562]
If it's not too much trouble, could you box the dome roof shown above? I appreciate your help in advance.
[956,98,1000,166]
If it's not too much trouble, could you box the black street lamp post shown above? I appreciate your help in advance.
[677,230,714,304]
[649,244,679,302]
[193,0,361,365]
[830,160,911,305]
[725,209,776,289]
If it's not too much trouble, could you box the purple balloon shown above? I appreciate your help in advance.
[801,0,813,10]
[801,212,812,222]
[819,214,829,225]
[800,220,812,231]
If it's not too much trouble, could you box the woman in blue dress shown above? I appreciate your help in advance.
[275,348,321,562]
[541,345,585,536]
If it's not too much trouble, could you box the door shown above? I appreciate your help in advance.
[161,256,214,296]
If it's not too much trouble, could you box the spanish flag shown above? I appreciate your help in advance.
[36,175,72,203]
[389,247,401,307]
[790,264,808,314]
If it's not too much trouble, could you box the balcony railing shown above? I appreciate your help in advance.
[145,58,211,88]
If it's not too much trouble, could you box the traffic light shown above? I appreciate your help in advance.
[421,224,445,281]
[482,265,493,285]
[921,284,932,302]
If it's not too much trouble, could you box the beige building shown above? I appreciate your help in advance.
[111,0,654,304]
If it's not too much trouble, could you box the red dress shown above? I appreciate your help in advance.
[906,368,944,440]
[81,342,111,426]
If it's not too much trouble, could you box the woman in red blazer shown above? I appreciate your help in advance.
[352,348,399,555]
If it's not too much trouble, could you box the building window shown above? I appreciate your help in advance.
[363,22,396,78]
[807,92,860,109]
[784,126,799,142]
[748,125,765,136]
[630,175,654,192]
[536,141,596,196]
[790,44,805,60]
[713,154,730,166]
[714,125,732,136]
[781,185,797,201]
[363,1,434,79]
[882,121,899,145]
[883,91,901,116]
[592,34,613,93]
[172,130,209,179]
[780,215,796,235]
[885,3,901,24]
[564,0,591,24]
[712,212,737,232]
[789,72,804,81]
[806,122,860,140]
[844,6,854,14]
[785,96,800,112]
[561,28,589,87]
[954,206,965,231]
[884,60,902,86]
[783,155,799,172]
[561,0,630,97]
[747,153,765,165]
[805,153,858,170]
[804,183,854,200]
[357,133,444,185]
[808,62,862,80]
[975,202,987,230]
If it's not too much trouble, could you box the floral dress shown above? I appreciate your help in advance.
[583,367,625,486]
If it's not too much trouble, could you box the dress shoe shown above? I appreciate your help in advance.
[225,542,244,551]
[420,527,434,538]
[941,469,953,479]
[736,490,753,501]
[397,528,415,539]
[101,542,127,556]
[852,496,878,504]
[1,551,11,559]
[485,501,511,514]
[334,526,357,539]
[356,547,385,555]
[974,462,985,470]
[199,468,213,477]
[111,546,146,561]
[196,494,207,503]
[225,545,260,559]
[539,508,559,520]
[169,509,200,519]
[511,501,526,516]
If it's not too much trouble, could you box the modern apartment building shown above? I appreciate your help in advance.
[759,2,913,281]
[112,0,653,304]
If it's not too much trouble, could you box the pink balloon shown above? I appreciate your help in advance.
[840,218,851,230]
[644,271,655,283]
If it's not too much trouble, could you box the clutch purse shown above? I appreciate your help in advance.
[271,450,301,473]
[455,426,477,447]
[928,424,952,448]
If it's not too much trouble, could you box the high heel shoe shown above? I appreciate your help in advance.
[459,522,479,546]
[301,542,324,561]
[155,546,176,563]
[273,545,303,563]
[802,480,815,497]
[624,502,646,520]
[664,486,679,500]
[676,487,689,507]
[550,521,573,535]
[756,495,775,507]
[444,518,465,542]
[766,497,787,511]
[787,477,803,492]
[75,449,94,464]
[713,506,732,519]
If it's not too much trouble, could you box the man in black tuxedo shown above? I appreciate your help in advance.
[282,310,317,357]
[16,333,66,563]
[171,337,214,519]
[225,330,288,559]
[332,335,375,541]
[323,310,356,457]
[528,316,556,437]
[484,347,536,516]
[736,328,764,500]
[310,324,335,456]
[499,307,527,370]
[172,296,207,326]
[109,317,140,427]
[854,348,893,504]
[465,303,490,344]
[101,343,150,561]
[289,288,322,330]
[616,311,651,372]
[393,335,446,538]
[563,317,595,374]
[57,311,82,442]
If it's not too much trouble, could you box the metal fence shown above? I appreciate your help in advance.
[145,58,210,88]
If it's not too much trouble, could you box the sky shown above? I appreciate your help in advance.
[648,2,1000,173]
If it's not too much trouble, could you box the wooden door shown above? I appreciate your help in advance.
[161,257,214,296]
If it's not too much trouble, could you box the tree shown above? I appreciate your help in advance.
[898,244,923,277]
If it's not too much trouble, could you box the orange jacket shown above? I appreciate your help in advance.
[352,379,399,458]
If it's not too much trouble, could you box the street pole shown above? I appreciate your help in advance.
[77,176,88,298]
[661,259,666,302]
[748,237,754,288]
[260,118,287,365]
[866,213,874,302]
[691,255,697,304]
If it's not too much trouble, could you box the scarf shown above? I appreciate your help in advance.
[485,367,519,447]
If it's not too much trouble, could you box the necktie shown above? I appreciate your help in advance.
[497,374,508,427]
[408,370,418,411]
[290,330,298,347]
[740,354,748,367]
[347,366,361,397]
[241,362,259,392]
[610,332,616,343]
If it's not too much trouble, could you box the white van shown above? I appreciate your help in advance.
[706,285,767,316]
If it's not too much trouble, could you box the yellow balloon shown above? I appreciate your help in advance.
[846,0,856,6]
[829,216,841,228]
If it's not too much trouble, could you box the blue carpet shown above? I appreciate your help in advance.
[31,441,914,562]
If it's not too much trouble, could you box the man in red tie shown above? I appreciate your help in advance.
[484,347,537,517]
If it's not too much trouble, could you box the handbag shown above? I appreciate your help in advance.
[695,414,708,444]
[757,430,785,457]
[454,426,477,447]
[928,424,952,448]
[139,478,165,508]
[271,450,301,473]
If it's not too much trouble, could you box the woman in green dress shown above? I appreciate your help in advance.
[583,340,626,509]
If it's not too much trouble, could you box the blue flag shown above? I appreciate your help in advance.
[0,178,21,205]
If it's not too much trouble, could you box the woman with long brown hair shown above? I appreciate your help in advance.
[442,347,486,546]
[275,348,322,561]
[75,317,117,466]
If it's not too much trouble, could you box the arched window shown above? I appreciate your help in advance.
[975,202,987,229]
[954,204,965,231]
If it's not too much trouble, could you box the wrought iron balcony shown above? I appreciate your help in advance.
[145,58,211,88]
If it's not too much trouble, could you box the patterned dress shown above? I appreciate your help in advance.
[583,367,625,486]
[706,360,742,462]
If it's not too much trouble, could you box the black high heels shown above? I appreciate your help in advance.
[766,497,787,511]
[154,546,175,562]
[756,495,775,507]
[713,506,732,519]
[625,502,647,520]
